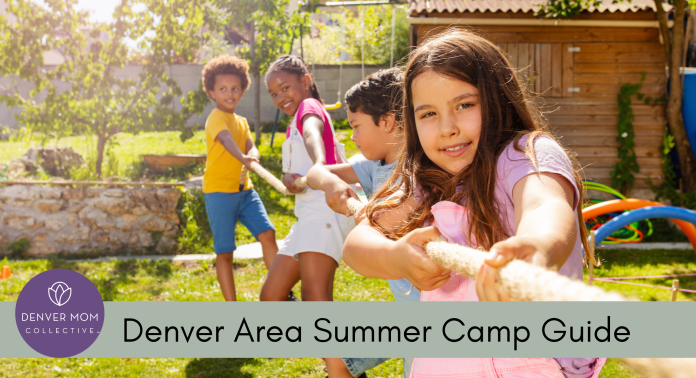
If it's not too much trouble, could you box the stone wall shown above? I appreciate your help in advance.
[0,185,181,256]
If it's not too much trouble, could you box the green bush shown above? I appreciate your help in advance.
[334,118,351,130]
[260,115,292,133]
[3,238,31,258]
[176,188,214,253]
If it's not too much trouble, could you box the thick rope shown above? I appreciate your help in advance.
[250,162,360,210]
[336,199,627,301]
[250,166,694,377]
[251,174,628,301]
[346,197,364,216]
[249,162,306,196]
[620,358,696,378]
[424,241,628,301]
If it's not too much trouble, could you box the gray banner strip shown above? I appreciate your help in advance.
[1,302,693,358]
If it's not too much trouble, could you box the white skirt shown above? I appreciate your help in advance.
[277,188,355,264]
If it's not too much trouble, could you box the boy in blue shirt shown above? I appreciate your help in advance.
[306,68,416,378]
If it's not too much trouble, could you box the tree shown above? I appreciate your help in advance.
[0,0,214,178]
[541,0,696,191]
[218,0,305,144]
[326,5,410,65]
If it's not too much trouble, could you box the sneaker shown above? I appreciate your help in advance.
[287,291,300,301]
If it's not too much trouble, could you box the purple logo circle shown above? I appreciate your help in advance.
[15,269,105,357]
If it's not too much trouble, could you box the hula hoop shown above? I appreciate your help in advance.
[583,181,625,200]
[584,199,696,250]
[586,211,646,244]
[589,219,642,244]
[594,206,696,250]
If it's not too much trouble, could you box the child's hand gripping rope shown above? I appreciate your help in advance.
[248,161,308,196]
[248,162,364,217]
[250,171,623,302]
[252,164,696,376]
[337,201,696,378]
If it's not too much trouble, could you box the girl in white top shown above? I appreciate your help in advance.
[261,55,352,302]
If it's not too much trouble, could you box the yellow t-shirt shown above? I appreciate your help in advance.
[202,108,254,193]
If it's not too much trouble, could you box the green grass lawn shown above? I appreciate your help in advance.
[0,130,357,180]
[2,248,694,377]
[0,258,399,377]
[0,131,690,377]
[0,131,207,179]
[591,248,696,301]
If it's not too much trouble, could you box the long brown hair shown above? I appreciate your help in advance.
[366,29,595,265]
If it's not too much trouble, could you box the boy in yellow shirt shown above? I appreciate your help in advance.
[201,55,278,301]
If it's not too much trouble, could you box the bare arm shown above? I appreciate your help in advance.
[245,137,259,159]
[306,163,360,216]
[281,114,326,193]
[217,130,258,169]
[239,137,259,187]
[307,163,360,186]
[301,114,326,165]
[343,193,451,290]
[477,172,577,301]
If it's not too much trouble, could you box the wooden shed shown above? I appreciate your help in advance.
[407,0,671,197]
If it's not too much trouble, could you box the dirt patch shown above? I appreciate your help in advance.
[173,260,201,270]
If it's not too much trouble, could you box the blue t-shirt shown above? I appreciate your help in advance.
[348,154,420,302]
[348,154,396,200]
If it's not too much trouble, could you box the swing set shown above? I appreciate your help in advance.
[269,0,404,147]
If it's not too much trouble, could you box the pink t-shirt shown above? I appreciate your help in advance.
[492,133,583,278]
[412,135,601,377]
[418,133,584,279]
[286,98,338,165]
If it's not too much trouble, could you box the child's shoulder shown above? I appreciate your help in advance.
[206,109,247,128]
[298,98,327,117]
[297,98,330,127]
[499,133,567,165]
[497,133,575,187]
[300,97,322,108]
[206,108,226,122]
[233,113,249,126]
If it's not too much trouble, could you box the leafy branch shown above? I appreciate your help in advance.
[0,0,216,177]
[611,72,665,195]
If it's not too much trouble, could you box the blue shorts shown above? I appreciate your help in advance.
[204,189,275,254]
[342,358,390,377]
[342,357,413,377]
[389,278,421,302]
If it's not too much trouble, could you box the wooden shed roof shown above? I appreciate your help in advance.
[409,0,671,15]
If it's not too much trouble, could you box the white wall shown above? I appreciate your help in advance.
[0,63,387,129]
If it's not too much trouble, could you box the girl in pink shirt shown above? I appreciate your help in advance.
[343,31,605,378]
[262,55,352,304]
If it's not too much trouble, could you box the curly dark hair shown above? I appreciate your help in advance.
[201,55,250,93]
[344,67,403,126]
[265,55,324,103]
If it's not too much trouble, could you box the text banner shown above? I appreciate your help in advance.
[0,302,692,358]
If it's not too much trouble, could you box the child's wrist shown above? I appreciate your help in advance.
[384,240,404,279]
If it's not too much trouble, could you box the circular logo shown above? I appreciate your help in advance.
[15,269,105,357]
